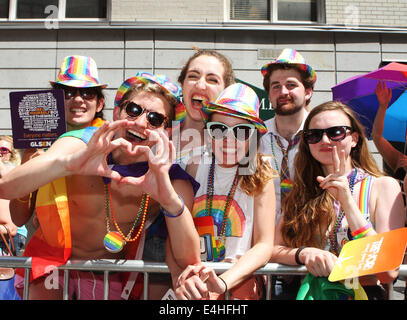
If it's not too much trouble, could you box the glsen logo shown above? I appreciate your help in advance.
[30,141,51,148]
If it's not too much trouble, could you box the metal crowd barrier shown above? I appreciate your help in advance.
[0,256,406,300]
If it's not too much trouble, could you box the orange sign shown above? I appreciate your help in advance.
[328,227,407,282]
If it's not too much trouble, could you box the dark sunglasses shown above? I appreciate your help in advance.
[124,102,168,128]
[0,147,10,155]
[64,88,97,100]
[206,122,256,141]
[304,126,353,144]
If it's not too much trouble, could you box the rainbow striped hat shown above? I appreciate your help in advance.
[201,83,267,135]
[114,72,186,123]
[50,55,107,88]
[260,48,317,84]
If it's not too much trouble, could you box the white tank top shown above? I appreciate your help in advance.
[192,153,254,261]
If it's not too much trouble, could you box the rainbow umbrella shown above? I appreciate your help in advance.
[332,62,407,139]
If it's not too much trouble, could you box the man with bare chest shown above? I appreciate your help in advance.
[0,73,200,299]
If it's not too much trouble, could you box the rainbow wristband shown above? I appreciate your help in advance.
[351,222,373,239]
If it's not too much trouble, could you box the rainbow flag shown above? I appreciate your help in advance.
[17,118,105,282]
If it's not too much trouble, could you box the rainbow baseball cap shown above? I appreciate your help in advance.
[50,55,107,88]
[114,71,186,123]
[260,48,317,84]
[201,83,267,135]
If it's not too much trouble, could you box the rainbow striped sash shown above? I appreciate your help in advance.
[358,175,374,219]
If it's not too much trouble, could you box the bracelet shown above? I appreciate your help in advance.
[160,194,184,218]
[16,196,29,204]
[295,246,306,265]
[218,276,228,294]
[352,227,373,240]
[351,222,373,239]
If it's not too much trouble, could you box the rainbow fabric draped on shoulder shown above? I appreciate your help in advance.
[16,118,105,282]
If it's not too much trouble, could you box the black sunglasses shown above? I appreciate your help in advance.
[206,122,256,141]
[304,126,353,144]
[124,102,168,128]
[64,87,97,100]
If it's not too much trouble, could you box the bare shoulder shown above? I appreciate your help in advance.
[45,135,87,156]
[374,175,401,190]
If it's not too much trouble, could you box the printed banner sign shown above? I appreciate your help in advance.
[328,227,407,282]
[9,89,66,149]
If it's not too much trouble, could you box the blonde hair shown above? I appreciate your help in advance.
[0,135,21,166]
[239,152,276,196]
[281,101,382,248]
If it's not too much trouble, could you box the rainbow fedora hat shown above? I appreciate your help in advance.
[201,83,267,135]
[260,48,317,84]
[51,55,107,88]
[114,71,186,123]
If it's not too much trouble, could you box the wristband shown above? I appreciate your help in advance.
[352,227,373,240]
[218,276,228,294]
[160,194,184,218]
[295,246,306,265]
[16,193,31,204]
[351,222,372,238]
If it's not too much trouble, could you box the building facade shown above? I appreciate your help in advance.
[1,0,407,167]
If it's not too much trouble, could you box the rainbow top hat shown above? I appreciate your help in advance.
[114,71,186,123]
[261,48,316,84]
[201,83,267,135]
[50,55,107,88]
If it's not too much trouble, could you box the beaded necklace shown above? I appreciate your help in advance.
[328,168,357,255]
[206,155,240,245]
[103,183,150,253]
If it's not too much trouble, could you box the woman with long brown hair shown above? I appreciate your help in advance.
[271,100,405,299]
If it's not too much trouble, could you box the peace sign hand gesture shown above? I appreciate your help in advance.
[316,146,353,205]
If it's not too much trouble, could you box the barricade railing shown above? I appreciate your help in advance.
[0,256,405,300]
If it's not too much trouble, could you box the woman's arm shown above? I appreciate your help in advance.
[165,179,201,268]
[371,176,405,283]
[372,81,404,172]
[218,179,276,290]
[271,213,337,277]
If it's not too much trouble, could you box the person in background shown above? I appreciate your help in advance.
[0,135,26,255]
[9,55,107,243]
[259,48,317,299]
[372,80,407,206]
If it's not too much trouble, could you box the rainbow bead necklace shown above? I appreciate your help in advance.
[206,155,240,243]
[103,183,149,253]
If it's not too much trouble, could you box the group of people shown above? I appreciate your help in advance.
[0,47,405,300]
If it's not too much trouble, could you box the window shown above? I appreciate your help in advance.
[65,0,107,19]
[0,0,107,20]
[230,0,270,21]
[17,0,58,19]
[230,0,325,23]
[277,0,316,21]
[0,0,8,18]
